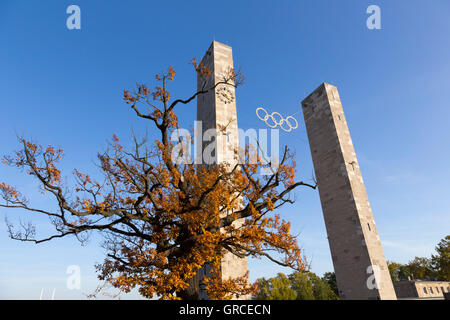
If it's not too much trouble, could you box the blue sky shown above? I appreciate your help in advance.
[1,0,449,299]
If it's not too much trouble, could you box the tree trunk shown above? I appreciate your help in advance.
[177,272,200,300]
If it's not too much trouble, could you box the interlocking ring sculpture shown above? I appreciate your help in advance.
[256,107,299,132]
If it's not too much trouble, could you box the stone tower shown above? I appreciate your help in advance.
[196,41,249,299]
[301,83,397,300]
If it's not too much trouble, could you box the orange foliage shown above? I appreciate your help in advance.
[0,63,314,300]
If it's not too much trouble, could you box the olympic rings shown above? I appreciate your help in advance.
[256,107,299,132]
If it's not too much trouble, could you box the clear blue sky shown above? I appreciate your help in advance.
[1,0,449,299]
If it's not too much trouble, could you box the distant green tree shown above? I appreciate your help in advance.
[323,272,338,296]
[407,257,434,280]
[310,273,338,300]
[387,235,450,282]
[254,271,339,300]
[254,273,297,300]
[431,235,450,281]
[289,272,315,300]
[388,258,433,281]
[387,261,406,281]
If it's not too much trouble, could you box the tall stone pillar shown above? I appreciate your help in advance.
[301,83,397,300]
[196,41,249,299]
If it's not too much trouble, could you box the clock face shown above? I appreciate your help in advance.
[217,87,235,104]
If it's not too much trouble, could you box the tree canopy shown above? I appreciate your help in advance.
[0,60,316,300]
[431,235,449,281]
[387,235,449,282]
[254,271,339,300]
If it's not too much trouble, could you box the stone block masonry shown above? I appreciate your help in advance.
[196,41,249,299]
[301,83,397,300]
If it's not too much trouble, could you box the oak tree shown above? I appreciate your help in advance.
[0,60,316,300]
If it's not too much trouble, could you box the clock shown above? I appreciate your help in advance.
[216,86,235,104]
